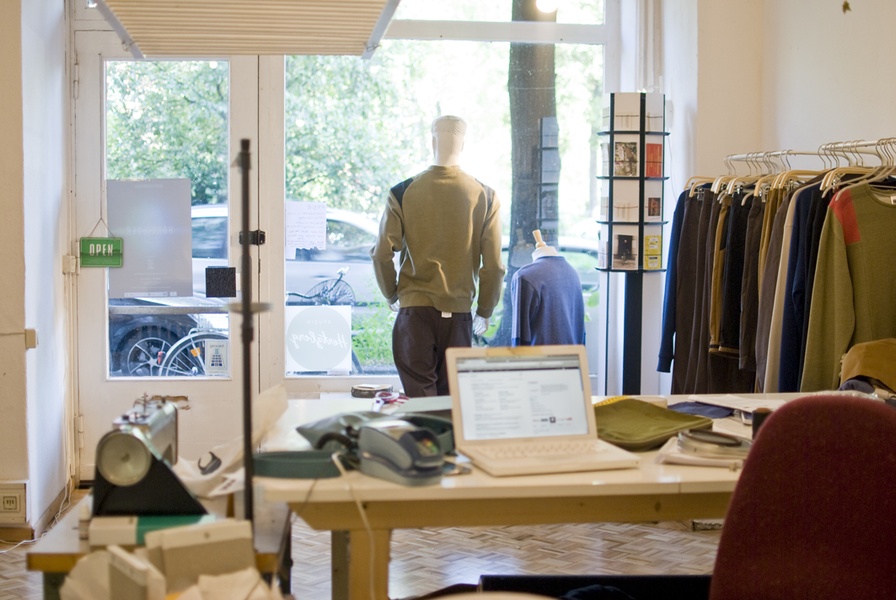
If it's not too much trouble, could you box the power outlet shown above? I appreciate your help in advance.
[2,495,18,511]
[0,482,27,525]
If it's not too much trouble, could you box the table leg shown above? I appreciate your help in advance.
[42,572,65,600]
[331,528,392,600]
[332,531,349,600]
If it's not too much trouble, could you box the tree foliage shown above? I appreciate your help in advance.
[285,55,429,217]
[105,61,229,205]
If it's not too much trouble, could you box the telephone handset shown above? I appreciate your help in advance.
[358,419,444,486]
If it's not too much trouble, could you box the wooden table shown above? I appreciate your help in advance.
[26,494,287,600]
[259,444,743,600]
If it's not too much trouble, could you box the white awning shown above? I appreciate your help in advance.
[96,0,400,59]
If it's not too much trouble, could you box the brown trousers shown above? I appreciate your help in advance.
[392,306,472,397]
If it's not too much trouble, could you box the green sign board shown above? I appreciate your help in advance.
[80,237,123,268]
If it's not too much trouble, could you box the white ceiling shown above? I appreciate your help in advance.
[96,0,399,58]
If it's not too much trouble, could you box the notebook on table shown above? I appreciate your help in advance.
[445,344,640,477]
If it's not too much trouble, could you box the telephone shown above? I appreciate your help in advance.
[358,419,444,486]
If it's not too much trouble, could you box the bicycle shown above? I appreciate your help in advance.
[286,267,363,374]
[158,328,229,376]
[286,267,355,306]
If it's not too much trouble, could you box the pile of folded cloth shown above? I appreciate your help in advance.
[838,338,896,401]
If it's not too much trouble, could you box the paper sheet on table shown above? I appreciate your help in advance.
[686,394,787,415]
[60,550,111,600]
[284,201,326,259]
[207,470,247,498]
[177,567,285,600]
[655,437,744,470]
[173,384,288,498]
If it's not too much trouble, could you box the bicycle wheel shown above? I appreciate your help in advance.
[123,334,176,376]
[304,279,355,305]
[159,331,229,376]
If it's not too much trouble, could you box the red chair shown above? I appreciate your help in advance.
[709,394,896,600]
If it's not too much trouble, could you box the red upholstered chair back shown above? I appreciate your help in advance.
[709,395,896,600]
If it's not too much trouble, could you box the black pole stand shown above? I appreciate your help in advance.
[622,271,643,395]
[238,139,254,522]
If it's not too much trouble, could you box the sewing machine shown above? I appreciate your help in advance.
[92,396,205,516]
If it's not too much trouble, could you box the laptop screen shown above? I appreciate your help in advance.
[454,352,590,441]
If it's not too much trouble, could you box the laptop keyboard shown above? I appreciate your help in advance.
[476,440,607,460]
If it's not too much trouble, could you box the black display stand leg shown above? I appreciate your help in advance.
[622,271,643,394]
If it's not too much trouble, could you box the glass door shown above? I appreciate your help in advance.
[73,31,260,479]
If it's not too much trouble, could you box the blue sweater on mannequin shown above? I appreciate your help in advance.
[510,254,585,346]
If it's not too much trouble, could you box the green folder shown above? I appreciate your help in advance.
[594,399,713,451]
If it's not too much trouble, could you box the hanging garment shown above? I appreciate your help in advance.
[687,190,722,393]
[777,185,823,391]
[757,187,784,280]
[716,190,753,358]
[709,194,755,395]
[738,191,766,372]
[658,187,704,393]
[801,183,896,391]
[708,193,732,354]
[796,189,833,382]
[755,185,801,391]
[657,189,685,374]
[680,191,752,394]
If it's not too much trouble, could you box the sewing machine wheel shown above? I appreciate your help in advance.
[96,430,153,487]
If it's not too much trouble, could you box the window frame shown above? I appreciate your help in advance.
[71,3,619,397]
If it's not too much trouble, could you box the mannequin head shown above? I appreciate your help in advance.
[431,115,466,167]
[531,229,559,259]
[532,244,560,260]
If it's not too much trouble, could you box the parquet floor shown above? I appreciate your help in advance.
[1,499,721,600]
[0,544,43,600]
[290,519,721,599]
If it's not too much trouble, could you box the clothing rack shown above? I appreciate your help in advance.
[661,136,896,398]
[724,138,896,173]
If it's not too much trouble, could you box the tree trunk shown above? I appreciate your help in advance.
[492,0,557,346]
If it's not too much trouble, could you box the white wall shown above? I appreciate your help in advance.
[21,0,69,529]
[667,0,896,171]
[640,0,763,394]
[0,0,68,533]
[0,3,28,486]
[761,0,896,150]
[607,0,764,394]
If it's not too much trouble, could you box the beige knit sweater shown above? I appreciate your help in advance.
[370,165,505,318]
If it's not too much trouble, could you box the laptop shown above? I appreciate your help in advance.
[445,344,640,477]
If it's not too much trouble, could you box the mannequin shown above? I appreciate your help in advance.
[531,229,560,260]
[432,115,465,167]
[370,115,505,396]
[510,229,585,346]
[430,117,487,336]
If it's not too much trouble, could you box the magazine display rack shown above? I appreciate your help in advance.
[597,92,667,271]
[596,93,668,394]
